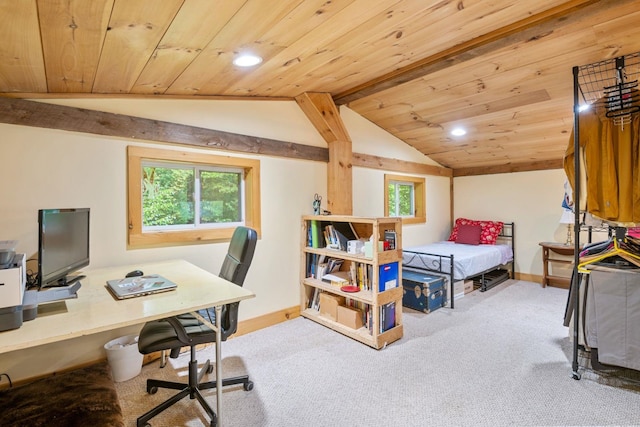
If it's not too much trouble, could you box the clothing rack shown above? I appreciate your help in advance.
[570,52,640,380]
[576,52,640,127]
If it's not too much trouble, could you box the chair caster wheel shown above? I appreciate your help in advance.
[244,380,254,391]
[571,371,581,380]
[148,386,158,395]
[206,364,214,374]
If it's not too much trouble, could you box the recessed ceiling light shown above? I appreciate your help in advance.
[451,127,466,136]
[233,54,262,67]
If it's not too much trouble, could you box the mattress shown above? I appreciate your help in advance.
[402,241,513,281]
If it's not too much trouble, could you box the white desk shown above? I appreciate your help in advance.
[0,259,254,426]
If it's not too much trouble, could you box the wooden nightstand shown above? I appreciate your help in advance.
[539,242,576,288]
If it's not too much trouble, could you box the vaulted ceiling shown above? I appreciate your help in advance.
[0,0,638,176]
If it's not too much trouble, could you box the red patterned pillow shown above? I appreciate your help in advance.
[455,224,482,245]
[448,218,504,245]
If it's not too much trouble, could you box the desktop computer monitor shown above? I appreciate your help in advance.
[37,208,90,288]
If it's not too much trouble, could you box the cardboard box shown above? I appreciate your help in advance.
[453,280,465,300]
[319,293,345,321]
[464,280,474,294]
[450,279,475,304]
[336,305,364,329]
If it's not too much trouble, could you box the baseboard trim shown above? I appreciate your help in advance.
[235,305,301,337]
[141,305,301,365]
[515,272,543,285]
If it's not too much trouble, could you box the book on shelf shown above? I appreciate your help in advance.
[321,271,350,287]
[350,261,372,291]
[378,262,399,292]
[307,253,318,278]
[323,224,346,250]
[384,230,397,250]
[380,302,396,333]
[332,222,359,250]
[315,262,328,280]
[333,221,359,240]
[350,262,357,288]
[325,258,343,274]
[310,220,321,248]
[307,254,332,279]
[323,222,359,251]
[309,287,321,310]
[306,252,312,277]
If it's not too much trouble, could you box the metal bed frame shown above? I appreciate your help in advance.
[401,222,515,309]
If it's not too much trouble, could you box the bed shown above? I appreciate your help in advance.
[402,220,515,309]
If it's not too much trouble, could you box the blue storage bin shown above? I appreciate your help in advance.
[402,270,446,313]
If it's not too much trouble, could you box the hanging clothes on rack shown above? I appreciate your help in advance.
[564,98,640,224]
[567,52,640,380]
[577,236,640,272]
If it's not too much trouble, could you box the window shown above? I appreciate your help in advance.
[141,163,243,229]
[128,146,260,247]
[384,174,425,224]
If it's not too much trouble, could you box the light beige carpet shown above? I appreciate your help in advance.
[115,280,640,426]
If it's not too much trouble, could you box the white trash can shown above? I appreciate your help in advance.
[104,335,143,382]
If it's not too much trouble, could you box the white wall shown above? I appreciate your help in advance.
[1,99,327,320]
[454,169,572,277]
[1,97,577,381]
[0,99,443,381]
[342,106,451,246]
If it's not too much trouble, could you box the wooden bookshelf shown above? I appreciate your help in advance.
[300,215,403,349]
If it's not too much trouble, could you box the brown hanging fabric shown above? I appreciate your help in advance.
[564,54,640,225]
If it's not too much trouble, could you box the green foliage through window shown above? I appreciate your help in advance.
[142,162,243,229]
[200,170,241,224]
[143,166,194,226]
[388,181,414,217]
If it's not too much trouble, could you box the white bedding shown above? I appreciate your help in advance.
[402,241,513,281]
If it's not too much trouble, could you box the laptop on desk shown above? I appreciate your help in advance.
[106,274,177,300]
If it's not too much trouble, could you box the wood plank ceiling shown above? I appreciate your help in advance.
[0,0,639,176]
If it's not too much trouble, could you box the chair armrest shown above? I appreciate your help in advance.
[165,316,194,345]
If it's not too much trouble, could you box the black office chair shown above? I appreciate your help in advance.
[136,226,258,427]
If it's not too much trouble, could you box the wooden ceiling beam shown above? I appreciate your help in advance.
[0,97,328,162]
[0,97,450,178]
[295,92,353,215]
[0,97,549,178]
[0,92,292,101]
[453,159,564,177]
[353,153,452,178]
[295,92,351,143]
[333,0,613,105]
